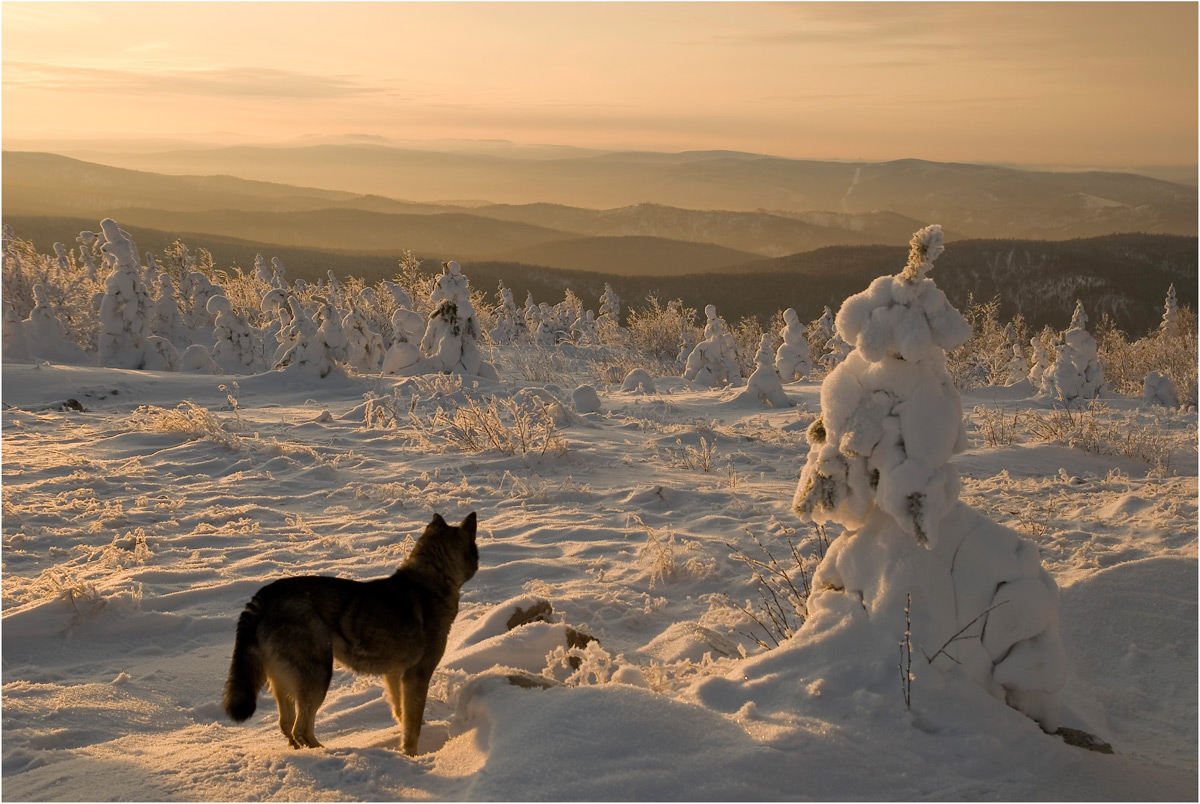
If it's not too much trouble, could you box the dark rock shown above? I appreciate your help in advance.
[1056,726,1115,754]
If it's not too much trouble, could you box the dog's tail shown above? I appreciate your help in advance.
[223,596,267,722]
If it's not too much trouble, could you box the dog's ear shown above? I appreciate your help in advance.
[461,512,477,538]
[429,513,447,528]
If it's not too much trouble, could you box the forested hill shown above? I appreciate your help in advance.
[4,214,1193,337]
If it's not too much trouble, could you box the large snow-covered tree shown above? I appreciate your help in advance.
[97,219,154,369]
[419,261,498,379]
[1040,301,1104,403]
[792,225,1066,731]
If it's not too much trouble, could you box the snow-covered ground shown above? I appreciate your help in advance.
[2,351,1196,800]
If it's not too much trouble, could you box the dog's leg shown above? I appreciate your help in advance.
[384,672,404,728]
[269,678,303,749]
[399,668,434,756]
[291,655,332,749]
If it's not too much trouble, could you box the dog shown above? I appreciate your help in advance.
[222,512,479,755]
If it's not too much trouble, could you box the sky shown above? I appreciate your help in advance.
[2,1,1197,167]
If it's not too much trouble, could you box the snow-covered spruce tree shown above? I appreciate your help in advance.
[1005,342,1030,386]
[208,295,258,375]
[76,232,99,282]
[741,333,792,407]
[97,219,155,369]
[381,304,426,375]
[418,261,498,379]
[597,282,624,344]
[270,256,289,289]
[1027,336,1052,388]
[775,308,812,381]
[314,299,349,366]
[26,283,88,364]
[523,292,541,336]
[1160,283,1179,338]
[153,274,189,347]
[342,300,385,374]
[489,281,520,344]
[275,297,341,378]
[571,309,598,345]
[180,270,222,335]
[793,225,1065,731]
[3,300,30,361]
[683,304,742,388]
[1040,301,1104,403]
[142,335,181,372]
[260,288,292,366]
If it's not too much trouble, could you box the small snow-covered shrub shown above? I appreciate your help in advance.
[129,401,244,450]
[722,524,830,649]
[628,513,716,588]
[410,394,567,457]
[627,296,700,364]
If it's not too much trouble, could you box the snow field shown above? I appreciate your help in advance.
[1,348,1196,800]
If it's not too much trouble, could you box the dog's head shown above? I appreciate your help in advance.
[413,512,479,587]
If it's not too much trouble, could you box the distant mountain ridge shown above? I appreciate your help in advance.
[9,145,1194,240]
[5,214,1192,337]
[2,152,961,269]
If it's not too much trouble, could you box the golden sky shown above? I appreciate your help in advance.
[3,1,1196,166]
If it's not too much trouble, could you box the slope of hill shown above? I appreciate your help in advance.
[498,235,760,276]
[46,144,1196,239]
[1,151,357,215]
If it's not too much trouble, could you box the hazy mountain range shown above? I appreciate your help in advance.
[2,147,1195,335]
[6,144,1194,242]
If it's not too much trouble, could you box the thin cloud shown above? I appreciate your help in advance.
[3,62,392,99]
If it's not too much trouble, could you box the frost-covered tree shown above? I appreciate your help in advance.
[523,291,541,335]
[683,304,742,388]
[489,281,520,344]
[76,232,99,282]
[774,308,812,381]
[793,225,1065,731]
[314,299,349,366]
[381,304,425,375]
[571,309,598,345]
[417,261,497,378]
[597,283,624,344]
[180,270,222,334]
[1143,370,1179,408]
[1160,283,1179,338]
[97,219,154,369]
[741,333,792,407]
[270,257,289,289]
[26,283,88,363]
[53,242,70,273]
[1040,301,1104,403]
[3,300,30,361]
[153,274,189,347]
[275,297,339,378]
[342,301,385,374]
[1027,336,1052,388]
[260,288,292,366]
[253,254,272,285]
[1005,342,1030,386]
[208,295,257,374]
[142,335,181,372]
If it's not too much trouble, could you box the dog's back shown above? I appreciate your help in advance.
[223,513,478,753]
